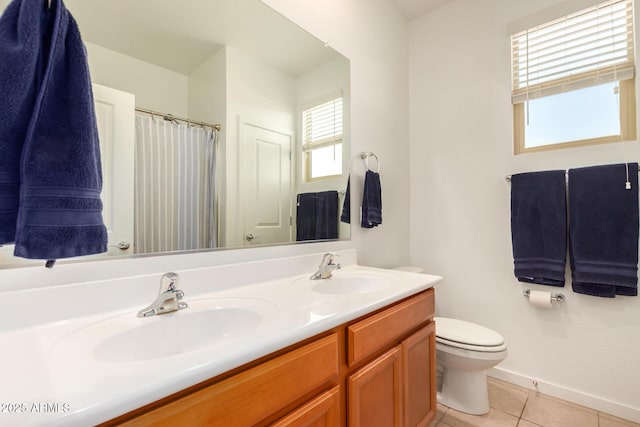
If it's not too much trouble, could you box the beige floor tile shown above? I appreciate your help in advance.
[441,407,519,427]
[600,412,640,427]
[435,404,448,422]
[517,420,543,427]
[521,391,597,427]
[429,403,449,427]
[488,377,529,418]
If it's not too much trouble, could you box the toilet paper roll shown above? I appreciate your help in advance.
[529,290,553,308]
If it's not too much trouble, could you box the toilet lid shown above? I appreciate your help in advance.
[435,317,504,347]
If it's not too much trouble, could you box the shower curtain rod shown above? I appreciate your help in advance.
[505,165,640,182]
[135,107,221,132]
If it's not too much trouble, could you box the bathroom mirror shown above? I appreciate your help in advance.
[0,0,350,268]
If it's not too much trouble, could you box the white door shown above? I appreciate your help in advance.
[93,84,135,255]
[240,121,293,245]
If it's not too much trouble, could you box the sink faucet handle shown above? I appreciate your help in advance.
[322,252,339,265]
[329,253,341,269]
[159,272,180,294]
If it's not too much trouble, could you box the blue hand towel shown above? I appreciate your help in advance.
[340,176,350,224]
[0,0,42,244]
[361,170,382,228]
[568,163,639,297]
[0,0,107,260]
[510,170,566,287]
[296,191,338,241]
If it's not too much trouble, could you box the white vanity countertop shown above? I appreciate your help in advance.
[0,256,441,427]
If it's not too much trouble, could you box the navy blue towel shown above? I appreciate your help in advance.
[568,163,639,297]
[0,0,107,260]
[510,170,567,287]
[340,176,350,224]
[0,0,41,244]
[361,170,382,228]
[296,191,338,241]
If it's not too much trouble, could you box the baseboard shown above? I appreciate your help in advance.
[488,367,640,424]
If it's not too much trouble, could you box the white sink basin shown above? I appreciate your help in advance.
[295,270,395,295]
[52,298,279,363]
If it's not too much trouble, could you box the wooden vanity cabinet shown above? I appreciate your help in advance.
[104,289,435,427]
[347,290,436,427]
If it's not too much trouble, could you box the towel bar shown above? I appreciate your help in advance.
[523,288,565,302]
[505,164,640,182]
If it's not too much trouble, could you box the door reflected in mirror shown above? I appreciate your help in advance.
[0,0,350,268]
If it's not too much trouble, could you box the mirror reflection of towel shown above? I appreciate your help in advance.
[0,0,107,261]
[340,176,350,224]
[296,191,338,241]
[361,170,382,228]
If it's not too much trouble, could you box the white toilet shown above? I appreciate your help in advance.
[435,317,508,415]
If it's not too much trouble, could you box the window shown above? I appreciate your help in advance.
[511,0,636,154]
[302,96,343,181]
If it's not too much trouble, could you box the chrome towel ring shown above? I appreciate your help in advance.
[360,152,380,173]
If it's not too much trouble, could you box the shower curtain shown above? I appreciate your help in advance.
[134,114,217,254]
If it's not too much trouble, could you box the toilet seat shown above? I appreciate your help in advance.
[435,317,506,352]
[436,336,507,352]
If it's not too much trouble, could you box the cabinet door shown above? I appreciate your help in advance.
[348,346,402,427]
[403,323,436,427]
[271,386,341,427]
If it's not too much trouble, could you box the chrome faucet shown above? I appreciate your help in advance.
[310,252,341,280]
[137,272,188,317]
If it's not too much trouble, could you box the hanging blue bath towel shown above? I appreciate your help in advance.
[568,163,639,297]
[361,170,382,228]
[510,170,567,286]
[0,0,107,260]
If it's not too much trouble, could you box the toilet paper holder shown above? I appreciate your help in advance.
[523,289,565,302]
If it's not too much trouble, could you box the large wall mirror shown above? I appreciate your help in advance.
[0,0,350,268]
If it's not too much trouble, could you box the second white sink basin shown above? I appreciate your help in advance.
[52,298,279,363]
[294,270,395,295]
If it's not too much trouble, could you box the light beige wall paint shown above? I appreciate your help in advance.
[409,0,640,420]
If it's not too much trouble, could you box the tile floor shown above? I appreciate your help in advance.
[430,377,640,427]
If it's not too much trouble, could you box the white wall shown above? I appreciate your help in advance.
[263,0,411,268]
[409,0,640,421]
[85,42,189,116]
[187,49,226,126]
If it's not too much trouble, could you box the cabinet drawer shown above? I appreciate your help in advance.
[120,333,339,426]
[347,289,434,366]
[271,385,341,427]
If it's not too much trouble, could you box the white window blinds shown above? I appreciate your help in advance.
[511,0,635,104]
[302,97,343,151]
